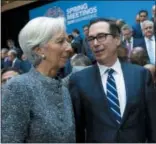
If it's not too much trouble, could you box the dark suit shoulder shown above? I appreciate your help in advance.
[122,62,149,74]
[70,66,95,81]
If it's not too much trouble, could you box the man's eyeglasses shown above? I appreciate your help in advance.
[87,33,114,44]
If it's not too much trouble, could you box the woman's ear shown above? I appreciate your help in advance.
[33,47,43,56]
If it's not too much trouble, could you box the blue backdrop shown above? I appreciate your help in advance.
[29,1,154,36]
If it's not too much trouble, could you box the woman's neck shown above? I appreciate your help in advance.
[36,62,58,77]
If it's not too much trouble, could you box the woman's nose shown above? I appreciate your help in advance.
[65,41,72,52]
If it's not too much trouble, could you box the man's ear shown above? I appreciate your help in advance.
[115,36,121,47]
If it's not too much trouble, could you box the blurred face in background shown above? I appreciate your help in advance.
[139,12,148,22]
[83,26,89,37]
[1,50,8,59]
[142,23,154,38]
[1,70,19,85]
[7,52,14,61]
[7,40,14,49]
[122,29,133,40]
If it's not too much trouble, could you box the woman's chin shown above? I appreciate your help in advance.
[59,61,67,68]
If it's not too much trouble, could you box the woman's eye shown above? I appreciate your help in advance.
[57,38,66,44]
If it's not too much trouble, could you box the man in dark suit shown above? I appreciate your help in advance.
[8,49,22,71]
[121,24,145,58]
[141,20,155,64]
[69,18,156,143]
[132,10,148,38]
[7,39,23,59]
[1,48,12,69]
[72,29,83,53]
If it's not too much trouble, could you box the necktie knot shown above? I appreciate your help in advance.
[107,68,115,76]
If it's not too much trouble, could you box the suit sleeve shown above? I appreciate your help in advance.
[1,82,30,143]
[144,69,156,142]
[69,75,85,142]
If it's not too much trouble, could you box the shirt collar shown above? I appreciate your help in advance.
[145,35,155,41]
[98,58,122,76]
[13,57,17,64]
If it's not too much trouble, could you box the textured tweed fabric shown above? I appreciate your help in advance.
[2,67,75,143]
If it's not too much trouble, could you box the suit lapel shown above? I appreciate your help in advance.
[120,62,134,126]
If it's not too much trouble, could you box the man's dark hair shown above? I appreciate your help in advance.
[68,34,74,40]
[72,29,80,34]
[138,10,148,16]
[71,42,81,53]
[83,24,89,29]
[88,18,121,36]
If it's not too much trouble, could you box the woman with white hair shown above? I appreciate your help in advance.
[2,17,75,143]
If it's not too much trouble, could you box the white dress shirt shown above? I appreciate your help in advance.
[98,59,126,117]
[144,36,155,64]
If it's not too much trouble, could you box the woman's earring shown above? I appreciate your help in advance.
[41,54,46,60]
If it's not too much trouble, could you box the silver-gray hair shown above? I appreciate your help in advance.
[1,48,9,53]
[8,49,17,57]
[142,20,154,28]
[18,16,66,67]
[121,24,133,32]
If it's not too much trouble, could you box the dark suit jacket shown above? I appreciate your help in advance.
[2,57,12,68]
[12,58,22,70]
[21,59,32,73]
[139,36,156,62]
[122,37,146,49]
[132,23,143,38]
[69,62,156,143]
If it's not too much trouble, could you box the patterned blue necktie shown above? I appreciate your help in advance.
[106,68,121,124]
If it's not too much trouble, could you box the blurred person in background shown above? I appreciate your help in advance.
[135,14,140,23]
[130,47,149,66]
[6,39,23,59]
[151,5,156,22]
[2,17,75,143]
[1,67,20,85]
[8,49,22,71]
[82,24,96,64]
[117,45,128,62]
[132,10,148,38]
[21,54,32,73]
[142,20,155,64]
[72,29,83,53]
[116,19,126,30]
[1,48,12,69]
[144,64,156,85]
[121,24,145,58]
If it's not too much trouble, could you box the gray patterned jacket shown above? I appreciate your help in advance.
[2,67,75,143]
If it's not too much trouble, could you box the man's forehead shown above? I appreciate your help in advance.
[89,22,109,35]
[143,23,153,28]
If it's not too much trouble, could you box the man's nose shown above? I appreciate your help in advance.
[93,38,99,46]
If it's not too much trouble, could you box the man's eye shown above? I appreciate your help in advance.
[88,37,94,41]
[97,34,105,38]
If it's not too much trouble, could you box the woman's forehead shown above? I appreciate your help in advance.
[53,31,66,39]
